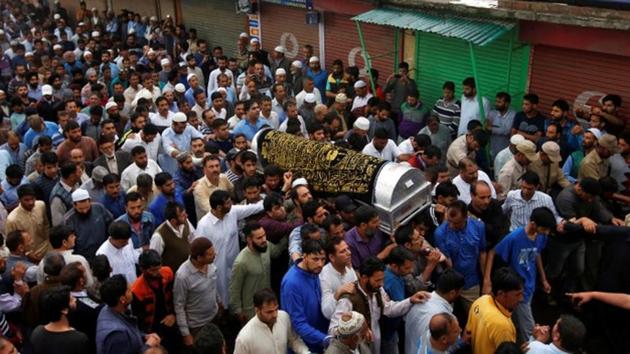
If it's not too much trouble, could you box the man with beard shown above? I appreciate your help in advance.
[230,222,287,323]
[235,288,310,354]
[151,202,195,272]
[174,152,203,224]
[288,201,330,262]
[330,257,430,354]
[56,120,98,165]
[96,221,140,284]
[124,72,143,106]
[131,250,179,353]
[149,172,184,225]
[94,136,132,175]
[562,128,600,183]
[117,192,156,251]
[610,132,630,195]
[487,92,515,160]
[325,312,371,354]
[528,141,571,196]
[497,140,538,199]
[193,155,233,219]
[37,84,62,122]
[120,145,162,191]
[579,133,618,180]
[121,119,162,162]
[50,162,83,226]
[64,189,114,260]
[344,205,396,269]
[104,101,127,135]
[5,185,50,261]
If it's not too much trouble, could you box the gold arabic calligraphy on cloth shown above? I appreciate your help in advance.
[260,130,384,194]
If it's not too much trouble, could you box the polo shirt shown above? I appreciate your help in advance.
[466,295,515,354]
[362,140,401,162]
[232,117,270,141]
[344,226,387,269]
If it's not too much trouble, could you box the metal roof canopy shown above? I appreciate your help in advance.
[352,7,515,47]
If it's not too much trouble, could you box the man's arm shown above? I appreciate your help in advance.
[228,258,246,322]
[50,197,66,226]
[283,288,327,347]
[536,254,551,294]
[482,249,495,294]
[173,275,191,337]
[567,291,630,310]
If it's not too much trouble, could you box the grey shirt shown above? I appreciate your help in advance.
[555,185,612,224]
[174,259,219,336]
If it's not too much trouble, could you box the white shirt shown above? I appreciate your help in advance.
[351,93,373,112]
[150,220,196,255]
[228,115,243,130]
[195,201,265,306]
[133,86,162,105]
[526,342,570,354]
[398,138,414,155]
[502,190,563,231]
[120,160,163,190]
[458,95,490,136]
[278,115,308,138]
[452,170,496,204]
[362,139,401,161]
[36,249,95,287]
[319,263,358,319]
[207,68,235,96]
[295,88,322,108]
[212,107,227,119]
[96,239,140,284]
[234,311,310,354]
[494,147,514,180]
[261,111,279,130]
[404,291,453,354]
[120,132,162,162]
[149,110,175,128]
[330,286,412,354]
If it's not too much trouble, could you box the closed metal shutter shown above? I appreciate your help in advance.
[111,1,158,17]
[260,3,319,61]
[324,12,395,86]
[529,45,630,120]
[416,31,530,109]
[181,0,246,56]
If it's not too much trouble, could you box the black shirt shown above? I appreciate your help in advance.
[512,111,546,134]
[468,199,510,249]
[30,326,90,354]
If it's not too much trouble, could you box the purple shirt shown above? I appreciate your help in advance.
[344,227,387,269]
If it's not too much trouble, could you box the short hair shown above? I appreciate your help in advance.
[324,237,346,259]
[557,315,586,352]
[302,200,321,221]
[359,256,385,277]
[462,77,475,88]
[136,173,154,189]
[100,274,128,307]
[435,181,459,198]
[519,170,540,186]
[41,285,72,322]
[193,323,225,354]
[307,121,324,135]
[495,342,521,354]
[63,120,80,134]
[491,267,523,295]
[423,145,442,160]
[253,288,277,308]
[496,92,511,103]
[102,173,120,186]
[300,223,320,240]
[4,165,22,179]
[59,163,79,182]
[523,93,539,105]
[49,225,74,249]
[125,191,143,204]
[154,172,173,187]
[139,249,162,269]
[301,238,324,256]
[373,128,389,140]
[387,246,415,266]
[243,221,263,238]
[355,205,378,225]
[447,200,468,217]
[394,224,415,245]
[40,151,58,165]
[98,135,116,146]
[17,184,36,199]
[442,81,455,91]
[5,230,24,252]
[108,221,132,240]
[43,252,66,277]
[240,151,257,164]
[398,62,409,70]
[91,255,111,281]
[530,207,556,229]
[143,123,159,135]
[211,118,227,130]
[263,193,284,213]
[131,145,146,156]
[470,129,489,146]
[603,94,622,107]
[263,164,283,178]
[552,99,570,112]
[164,202,184,221]
[242,176,261,190]
[414,134,432,150]
[210,190,231,209]
[436,269,465,294]
[579,177,601,196]
[190,237,213,260]
[60,262,85,289]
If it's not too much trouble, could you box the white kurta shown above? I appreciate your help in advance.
[234,310,310,354]
[96,240,140,284]
[195,201,264,306]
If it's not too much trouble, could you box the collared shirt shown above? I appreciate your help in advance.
[5,200,50,259]
[362,139,401,161]
[419,125,452,160]
[295,88,323,108]
[149,110,175,129]
[434,218,486,289]
[497,158,527,200]
[528,159,571,195]
[120,132,162,162]
[466,295,515,354]
[161,125,204,155]
[173,259,219,336]
[234,311,310,354]
[344,227,387,269]
[446,135,474,177]
[120,160,162,190]
[116,212,156,249]
[36,249,94,287]
[458,95,490,136]
[405,291,453,354]
[232,117,270,141]
[502,190,563,231]
[488,108,516,159]
[319,263,358,319]
[352,93,374,112]
[0,177,28,210]
[494,147,513,180]
[192,175,234,219]
[195,201,264,306]
[578,149,609,180]
[96,240,140,284]
[150,219,196,255]
[433,97,461,136]
[279,116,309,138]
[330,285,412,354]
[452,170,496,205]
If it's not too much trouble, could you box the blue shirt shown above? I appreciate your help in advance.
[0,142,27,168]
[24,122,59,149]
[306,68,328,95]
[99,193,127,219]
[434,218,487,289]
[383,266,406,340]
[0,177,28,210]
[148,192,184,225]
[281,264,328,353]
[116,212,156,249]
[232,117,270,141]
[494,227,547,302]
[161,126,204,155]
[174,167,203,194]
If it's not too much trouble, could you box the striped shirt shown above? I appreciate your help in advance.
[501,190,563,231]
[433,98,461,137]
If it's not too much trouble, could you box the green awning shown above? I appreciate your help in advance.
[352,8,515,46]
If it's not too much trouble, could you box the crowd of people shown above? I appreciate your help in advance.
[0,1,626,354]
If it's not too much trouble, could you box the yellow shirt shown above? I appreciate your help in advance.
[193,174,234,220]
[5,201,50,260]
[466,295,516,354]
